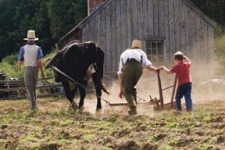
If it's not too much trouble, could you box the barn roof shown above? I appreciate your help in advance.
[60,0,216,42]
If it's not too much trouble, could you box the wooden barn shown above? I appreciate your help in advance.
[59,0,216,76]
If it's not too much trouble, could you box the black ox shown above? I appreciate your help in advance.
[47,41,109,110]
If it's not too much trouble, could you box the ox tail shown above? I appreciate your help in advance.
[93,63,110,95]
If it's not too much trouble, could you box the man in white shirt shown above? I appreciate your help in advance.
[18,30,45,110]
[118,40,158,115]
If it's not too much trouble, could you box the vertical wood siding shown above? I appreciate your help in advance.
[61,0,214,73]
[163,0,170,63]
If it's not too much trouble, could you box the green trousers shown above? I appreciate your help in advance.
[122,59,143,108]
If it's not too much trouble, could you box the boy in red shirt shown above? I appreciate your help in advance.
[160,51,192,111]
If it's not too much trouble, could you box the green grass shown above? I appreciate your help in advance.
[158,145,172,150]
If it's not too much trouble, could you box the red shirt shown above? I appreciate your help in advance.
[170,62,192,86]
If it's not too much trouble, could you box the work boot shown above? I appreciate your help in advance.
[128,106,137,116]
[27,108,38,117]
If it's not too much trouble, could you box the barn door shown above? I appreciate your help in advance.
[145,40,164,66]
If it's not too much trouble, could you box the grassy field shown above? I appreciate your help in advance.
[0,98,224,150]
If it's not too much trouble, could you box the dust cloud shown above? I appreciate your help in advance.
[100,67,225,112]
[82,64,225,115]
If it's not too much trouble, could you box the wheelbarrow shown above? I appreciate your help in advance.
[108,72,177,110]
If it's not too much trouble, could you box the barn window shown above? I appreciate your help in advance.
[146,40,164,64]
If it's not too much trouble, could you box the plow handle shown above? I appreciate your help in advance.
[157,71,164,108]
[170,75,177,108]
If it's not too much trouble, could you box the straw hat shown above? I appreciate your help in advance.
[24,30,39,41]
[131,40,142,49]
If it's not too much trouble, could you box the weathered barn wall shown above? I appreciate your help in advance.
[60,0,215,75]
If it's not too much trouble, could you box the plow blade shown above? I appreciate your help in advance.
[108,102,128,106]
[108,101,152,106]
[108,101,175,111]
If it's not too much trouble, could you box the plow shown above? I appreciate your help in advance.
[107,72,177,110]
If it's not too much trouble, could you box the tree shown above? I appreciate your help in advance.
[0,0,224,61]
[33,0,53,53]
[47,0,87,40]
[191,0,225,30]
[0,0,87,60]
[0,0,20,59]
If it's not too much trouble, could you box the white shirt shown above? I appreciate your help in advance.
[117,49,152,74]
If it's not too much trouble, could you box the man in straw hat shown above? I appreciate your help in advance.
[118,39,159,115]
[18,30,45,111]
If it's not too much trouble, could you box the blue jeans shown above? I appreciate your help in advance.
[175,83,193,111]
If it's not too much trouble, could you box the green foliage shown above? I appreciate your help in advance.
[0,50,57,79]
[42,49,58,78]
[191,1,225,67]
[0,0,225,68]
[215,34,225,65]
[47,0,87,39]
[0,0,87,61]
[191,0,225,27]
[0,53,21,79]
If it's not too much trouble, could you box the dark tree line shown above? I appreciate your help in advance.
[192,0,225,31]
[0,0,87,60]
[0,0,224,60]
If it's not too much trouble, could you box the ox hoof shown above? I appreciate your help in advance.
[96,106,102,110]
[78,104,84,109]
[78,106,85,112]
[68,103,78,112]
